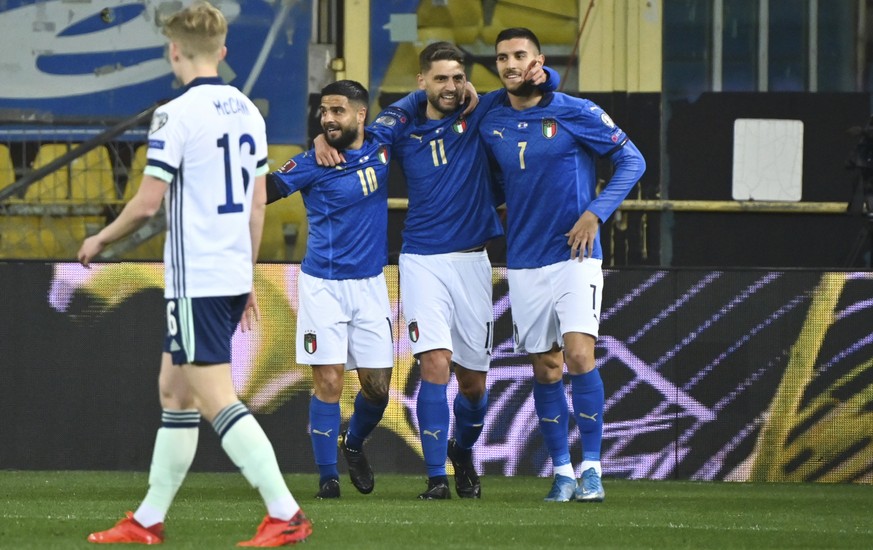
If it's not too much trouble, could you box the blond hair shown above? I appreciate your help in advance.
[161,1,227,60]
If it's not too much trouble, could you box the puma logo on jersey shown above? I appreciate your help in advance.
[578,412,599,422]
[410,133,424,142]
[312,428,333,437]
[471,423,484,428]
[540,415,560,424]
[492,128,504,139]
[423,429,441,440]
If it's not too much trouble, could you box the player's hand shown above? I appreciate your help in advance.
[523,59,547,86]
[461,81,479,116]
[313,134,344,167]
[240,290,260,332]
[565,210,600,261]
[77,235,105,267]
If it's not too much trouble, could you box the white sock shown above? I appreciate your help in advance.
[554,464,575,479]
[134,410,200,527]
[218,408,299,520]
[580,460,602,476]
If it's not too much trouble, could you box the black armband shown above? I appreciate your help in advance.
[265,173,284,204]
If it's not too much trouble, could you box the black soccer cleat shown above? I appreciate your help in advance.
[315,477,340,499]
[417,476,451,500]
[447,438,481,499]
[340,430,374,494]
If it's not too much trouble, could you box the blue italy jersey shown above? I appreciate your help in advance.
[479,92,646,269]
[368,93,505,254]
[270,135,390,279]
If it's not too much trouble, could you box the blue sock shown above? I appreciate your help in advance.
[570,369,604,461]
[346,390,388,451]
[453,391,488,451]
[533,379,571,468]
[417,380,449,478]
[309,395,340,483]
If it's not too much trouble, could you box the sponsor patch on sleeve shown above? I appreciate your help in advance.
[374,107,407,127]
[375,114,397,127]
[279,158,297,173]
[148,139,165,150]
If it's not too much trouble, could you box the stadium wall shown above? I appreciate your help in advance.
[1,261,870,483]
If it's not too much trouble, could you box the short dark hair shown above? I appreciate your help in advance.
[419,41,465,73]
[320,79,369,106]
[494,27,541,53]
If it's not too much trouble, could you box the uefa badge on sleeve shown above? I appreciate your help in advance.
[542,119,557,139]
[408,320,419,343]
[304,331,317,354]
[149,112,168,135]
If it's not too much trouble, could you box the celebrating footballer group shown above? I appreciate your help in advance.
[79,1,644,546]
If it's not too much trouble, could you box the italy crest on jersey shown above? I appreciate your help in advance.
[452,118,467,134]
[304,331,317,354]
[542,118,558,139]
[378,146,389,164]
[408,320,419,343]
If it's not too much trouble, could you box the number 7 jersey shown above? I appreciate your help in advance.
[479,92,643,269]
[145,77,269,299]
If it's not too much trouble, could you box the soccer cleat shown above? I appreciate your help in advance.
[447,438,481,498]
[340,430,374,494]
[237,510,312,547]
[315,478,340,499]
[417,477,451,500]
[87,511,164,545]
[575,467,605,503]
[543,474,577,502]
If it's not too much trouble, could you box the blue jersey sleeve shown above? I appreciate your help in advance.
[367,99,415,145]
[564,101,646,222]
[540,65,560,92]
[270,150,317,197]
[589,139,646,222]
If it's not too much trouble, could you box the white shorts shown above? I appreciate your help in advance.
[507,258,603,354]
[399,251,493,371]
[296,271,393,370]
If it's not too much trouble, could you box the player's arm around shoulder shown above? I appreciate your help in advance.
[368,104,413,145]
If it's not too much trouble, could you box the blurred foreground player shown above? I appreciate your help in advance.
[78,2,311,545]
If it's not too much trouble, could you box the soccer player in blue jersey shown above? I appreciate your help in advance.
[267,80,394,501]
[479,27,646,503]
[78,2,311,546]
[315,42,557,499]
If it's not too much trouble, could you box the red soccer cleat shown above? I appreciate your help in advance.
[87,511,164,545]
[237,510,312,547]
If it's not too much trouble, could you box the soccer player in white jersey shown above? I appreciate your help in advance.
[77,2,311,546]
[265,80,393,501]
[479,27,646,503]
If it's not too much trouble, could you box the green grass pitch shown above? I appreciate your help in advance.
[1,471,871,548]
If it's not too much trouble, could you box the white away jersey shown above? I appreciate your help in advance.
[144,77,269,298]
